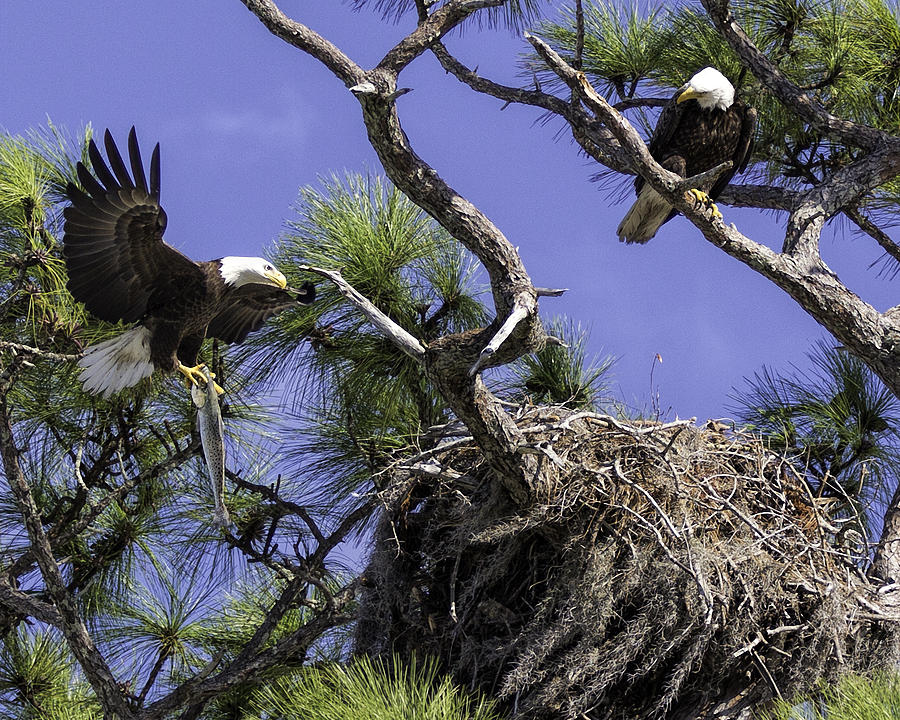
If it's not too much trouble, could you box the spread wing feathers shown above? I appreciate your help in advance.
[63,127,202,324]
[205,283,312,344]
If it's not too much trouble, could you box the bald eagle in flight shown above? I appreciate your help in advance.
[617,67,756,244]
[63,128,315,398]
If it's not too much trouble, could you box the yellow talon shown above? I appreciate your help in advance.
[178,363,224,394]
[688,188,722,220]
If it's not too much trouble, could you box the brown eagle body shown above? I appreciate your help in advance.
[63,128,315,397]
[617,67,757,244]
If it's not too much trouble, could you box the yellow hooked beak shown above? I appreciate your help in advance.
[265,268,288,289]
[677,85,702,104]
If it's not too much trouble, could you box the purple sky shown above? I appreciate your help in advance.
[3,1,895,421]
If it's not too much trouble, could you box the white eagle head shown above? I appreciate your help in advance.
[677,67,735,111]
[218,256,288,289]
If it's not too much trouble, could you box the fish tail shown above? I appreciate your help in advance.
[213,503,231,529]
[78,327,154,398]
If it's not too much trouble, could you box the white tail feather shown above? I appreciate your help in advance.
[78,327,154,398]
[616,186,673,244]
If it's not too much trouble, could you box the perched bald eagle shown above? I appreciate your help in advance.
[63,128,315,398]
[617,67,757,244]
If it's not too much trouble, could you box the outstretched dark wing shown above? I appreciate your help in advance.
[63,128,203,323]
[205,282,316,344]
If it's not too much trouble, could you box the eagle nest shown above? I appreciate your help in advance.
[354,406,896,720]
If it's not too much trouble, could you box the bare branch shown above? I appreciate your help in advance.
[239,0,363,86]
[845,206,900,272]
[298,265,426,361]
[377,0,505,74]
[0,341,80,362]
[700,0,898,152]
[430,42,634,174]
[469,301,530,376]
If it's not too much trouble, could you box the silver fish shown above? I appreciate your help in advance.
[191,366,231,529]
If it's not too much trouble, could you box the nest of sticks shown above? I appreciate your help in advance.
[353,405,895,719]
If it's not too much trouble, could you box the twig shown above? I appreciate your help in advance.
[449,549,462,623]
[298,265,426,361]
[227,470,327,547]
[469,301,530,376]
[0,341,81,362]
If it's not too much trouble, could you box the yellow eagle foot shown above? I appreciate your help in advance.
[177,363,224,395]
[688,188,722,221]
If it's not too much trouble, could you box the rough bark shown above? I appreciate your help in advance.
[240,0,550,502]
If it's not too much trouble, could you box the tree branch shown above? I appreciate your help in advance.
[298,265,426,361]
[469,301,529,376]
[845,205,900,272]
[700,0,899,152]
[0,341,80,362]
[0,574,63,627]
[430,41,634,174]
[0,398,132,719]
[238,0,363,86]
[377,0,505,74]
[783,144,900,258]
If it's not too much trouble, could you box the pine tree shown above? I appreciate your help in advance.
[5,0,900,718]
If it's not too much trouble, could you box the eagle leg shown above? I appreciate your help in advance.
[178,363,225,395]
[687,188,723,221]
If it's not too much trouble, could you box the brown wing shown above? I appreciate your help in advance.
[709,102,758,200]
[205,282,315,344]
[735,103,757,173]
[635,85,688,195]
[63,128,203,323]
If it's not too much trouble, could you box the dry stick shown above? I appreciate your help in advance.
[469,301,529,376]
[298,265,426,361]
[0,341,81,362]
[449,549,462,623]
